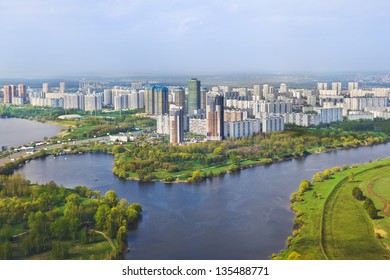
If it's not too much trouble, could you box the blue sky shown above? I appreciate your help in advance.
[0,0,389,77]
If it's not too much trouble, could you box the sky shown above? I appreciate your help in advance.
[0,0,389,77]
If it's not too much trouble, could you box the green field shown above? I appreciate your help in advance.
[275,158,390,260]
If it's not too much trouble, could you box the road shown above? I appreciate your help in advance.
[0,136,109,167]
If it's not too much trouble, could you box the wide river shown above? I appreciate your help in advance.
[16,142,390,259]
[0,118,62,148]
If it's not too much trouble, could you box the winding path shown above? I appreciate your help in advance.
[91,230,116,252]
[367,177,390,217]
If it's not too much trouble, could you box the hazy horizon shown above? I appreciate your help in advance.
[1,0,390,77]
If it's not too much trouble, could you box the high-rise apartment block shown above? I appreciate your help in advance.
[348,82,359,91]
[3,85,11,104]
[59,82,66,93]
[317,82,328,90]
[18,84,26,99]
[42,83,50,93]
[279,83,288,93]
[206,92,224,141]
[174,87,186,110]
[331,82,342,94]
[169,106,184,145]
[145,85,169,115]
[187,78,201,115]
[253,85,262,100]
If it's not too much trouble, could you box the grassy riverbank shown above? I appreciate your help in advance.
[275,158,390,260]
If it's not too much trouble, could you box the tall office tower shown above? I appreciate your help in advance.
[348,82,359,91]
[317,82,328,90]
[253,85,262,100]
[59,82,66,93]
[18,84,27,99]
[279,83,288,93]
[263,84,270,96]
[206,92,224,141]
[187,78,201,115]
[200,87,208,110]
[174,87,186,109]
[144,85,168,115]
[331,82,342,94]
[3,85,11,103]
[42,83,50,93]
[169,106,184,145]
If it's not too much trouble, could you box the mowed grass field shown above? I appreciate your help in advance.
[276,158,390,260]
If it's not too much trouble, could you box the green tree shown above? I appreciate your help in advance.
[352,187,364,201]
[95,204,110,230]
[323,169,332,180]
[331,166,341,173]
[104,190,119,207]
[0,241,11,260]
[298,180,311,194]
[348,172,354,182]
[312,172,324,182]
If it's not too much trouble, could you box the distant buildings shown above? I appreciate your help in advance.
[3,84,25,104]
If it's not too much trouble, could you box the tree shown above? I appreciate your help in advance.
[51,241,70,259]
[363,198,378,219]
[298,180,311,194]
[352,187,364,201]
[348,172,354,182]
[95,204,110,230]
[331,166,341,173]
[116,224,128,252]
[50,217,71,240]
[0,241,11,260]
[323,169,332,180]
[312,172,324,182]
[342,164,349,171]
[104,190,119,207]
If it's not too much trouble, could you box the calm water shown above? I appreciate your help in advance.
[17,143,390,259]
[0,118,62,148]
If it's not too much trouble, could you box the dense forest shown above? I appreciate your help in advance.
[0,174,142,259]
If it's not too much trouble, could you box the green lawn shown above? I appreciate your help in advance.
[275,158,390,260]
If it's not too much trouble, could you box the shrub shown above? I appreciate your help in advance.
[352,187,364,200]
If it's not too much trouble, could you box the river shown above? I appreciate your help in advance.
[16,142,390,259]
[0,118,62,148]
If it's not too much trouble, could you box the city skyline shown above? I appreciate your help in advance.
[1,0,390,78]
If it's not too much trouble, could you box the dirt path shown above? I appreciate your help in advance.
[367,177,390,217]
[91,230,116,252]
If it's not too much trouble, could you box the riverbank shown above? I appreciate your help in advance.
[274,157,390,260]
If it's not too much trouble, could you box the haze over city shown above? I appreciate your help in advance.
[1,0,390,78]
